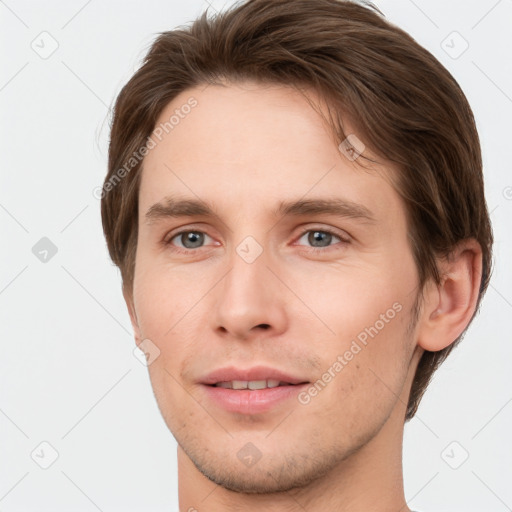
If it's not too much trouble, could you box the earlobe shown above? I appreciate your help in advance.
[122,286,142,346]
[417,239,483,352]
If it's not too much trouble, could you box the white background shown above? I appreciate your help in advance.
[0,0,510,511]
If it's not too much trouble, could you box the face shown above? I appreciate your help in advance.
[128,81,422,493]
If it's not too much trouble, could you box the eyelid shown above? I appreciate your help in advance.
[163,223,215,242]
[163,227,218,249]
[294,224,351,243]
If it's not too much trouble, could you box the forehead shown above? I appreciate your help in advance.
[139,82,404,226]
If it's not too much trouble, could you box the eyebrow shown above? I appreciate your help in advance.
[144,195,376,225]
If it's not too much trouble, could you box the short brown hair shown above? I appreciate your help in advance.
[101,0,493,421]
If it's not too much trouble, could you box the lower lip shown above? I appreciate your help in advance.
[201,383,309,414]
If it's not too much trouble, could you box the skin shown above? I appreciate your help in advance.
[124,81,482,511]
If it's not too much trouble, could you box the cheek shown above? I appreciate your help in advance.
[133,269,199,423]
[293,257,416,398]
[290,257,413,339]
[300,300,412,439]
[133,260,204,339]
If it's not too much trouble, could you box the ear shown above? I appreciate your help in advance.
[416,239,483,352]
[122,285,142,346]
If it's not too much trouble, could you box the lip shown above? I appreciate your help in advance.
[200,365,309,386]
[199,365,310,415]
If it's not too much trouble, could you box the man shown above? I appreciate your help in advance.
[100,0,493,510]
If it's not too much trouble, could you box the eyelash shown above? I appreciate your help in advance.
[296,227,350,253]
[163,227,350,255]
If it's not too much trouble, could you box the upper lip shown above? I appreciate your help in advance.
[201,365,309,385]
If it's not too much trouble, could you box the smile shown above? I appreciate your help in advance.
[213,379,294,389]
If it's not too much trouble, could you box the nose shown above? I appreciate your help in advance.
[212,238,288,341]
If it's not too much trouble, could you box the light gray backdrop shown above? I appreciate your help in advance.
[1,0,510,511]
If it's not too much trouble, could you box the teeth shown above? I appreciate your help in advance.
[248,380,267,390]
[214,379,284,389]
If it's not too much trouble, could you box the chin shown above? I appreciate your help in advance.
[180,437,343,495]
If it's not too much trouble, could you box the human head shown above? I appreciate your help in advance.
[101,0,492,431]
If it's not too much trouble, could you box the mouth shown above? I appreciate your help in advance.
[200,369,310,414]
[210,379,305,390]
[201,365,309,387]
